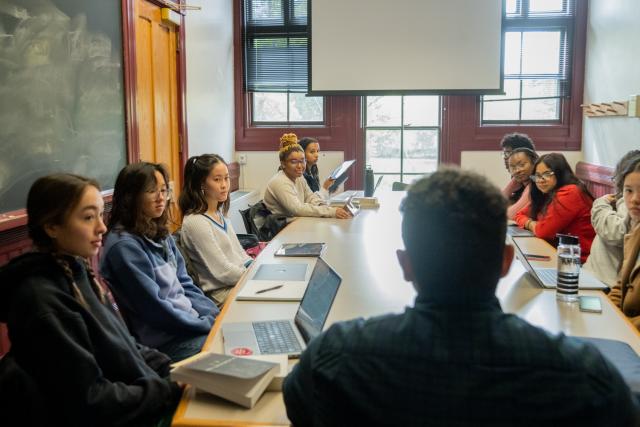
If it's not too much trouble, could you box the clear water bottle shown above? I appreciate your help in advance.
[364,165,375,197]
[556,234,580,302]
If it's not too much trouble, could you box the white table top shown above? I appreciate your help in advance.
[172,191,640,426]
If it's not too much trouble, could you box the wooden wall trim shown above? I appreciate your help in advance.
[575,161,615,199]
[228,162,240,192]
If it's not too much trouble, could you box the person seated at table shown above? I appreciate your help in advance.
[514,153,595,263]
[608,155,640,329]
[264,133,351,219]
[101,162,219,362]
[506,147,538,219]
[500,133,536,206]
[283,167,637,426]
[298,136,335,198]
[178,154,253,307]
[584,150,640,286]
[0,174,181,426]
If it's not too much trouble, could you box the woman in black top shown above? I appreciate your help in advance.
[298,136,335,195]
[0,174,181,427]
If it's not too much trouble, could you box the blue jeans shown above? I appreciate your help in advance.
[157,334,208,363]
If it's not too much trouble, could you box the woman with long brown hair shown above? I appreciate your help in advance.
[514,153,595,262]
[178,154,253,307]
[0,173,181,426]
[101,162,218,362]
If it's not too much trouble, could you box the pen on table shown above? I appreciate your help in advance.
[255,285,284,294]
[524,254,551,261]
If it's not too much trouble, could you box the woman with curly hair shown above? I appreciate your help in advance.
[264,133,351,219]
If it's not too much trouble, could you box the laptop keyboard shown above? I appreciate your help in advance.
[252,320,303,354]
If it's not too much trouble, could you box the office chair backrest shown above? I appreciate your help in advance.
[392,181,410,191]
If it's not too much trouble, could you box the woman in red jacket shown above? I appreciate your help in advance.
[514,153,595,262]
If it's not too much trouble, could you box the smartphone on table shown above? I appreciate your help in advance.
[579,296,602,313]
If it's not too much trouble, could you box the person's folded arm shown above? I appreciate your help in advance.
[102,239,214,336]
[534,185,586,241]
[21,311,181,426]
[591,196,628,245]
[514,206,531,228]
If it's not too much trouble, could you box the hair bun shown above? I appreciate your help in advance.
[279,133,298,149]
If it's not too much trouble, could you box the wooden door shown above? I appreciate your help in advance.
[134,0,182,227]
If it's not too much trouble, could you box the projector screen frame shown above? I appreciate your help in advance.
[307,0,505,96]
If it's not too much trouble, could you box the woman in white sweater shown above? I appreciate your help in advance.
[179,154,253,307]
[264,133,351,219]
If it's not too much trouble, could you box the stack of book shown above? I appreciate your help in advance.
[170,352,286,408]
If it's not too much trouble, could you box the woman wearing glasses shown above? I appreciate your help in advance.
[505,147,538,219]
[101,162,219,362]
[514,153,595,262]
[264,133,351,218]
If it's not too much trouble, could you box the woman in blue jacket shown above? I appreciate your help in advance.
[101,162,219,362]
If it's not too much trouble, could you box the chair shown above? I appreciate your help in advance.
[392,181,410,191]
[239,201,288,241]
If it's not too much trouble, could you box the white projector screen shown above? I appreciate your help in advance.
[309,0,503,95]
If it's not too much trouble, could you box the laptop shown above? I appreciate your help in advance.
[511,237,608,290]
[507,224,534,237]
[222,257,342,358]
[344,194,360,216]
[236,263,309,301]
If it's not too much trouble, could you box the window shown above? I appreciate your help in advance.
[242,0,324,125]
[365,96,440,190]
[482,0,575,124]
[252,92,324,124]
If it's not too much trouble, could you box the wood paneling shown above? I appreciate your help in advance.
[575,161,615,198]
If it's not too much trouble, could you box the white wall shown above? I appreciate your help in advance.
[461,151,584,189]
[582,0,640,167]
[235,151,345,194]
[184,0,235,160]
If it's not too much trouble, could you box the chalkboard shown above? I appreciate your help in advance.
[0,0,127,213]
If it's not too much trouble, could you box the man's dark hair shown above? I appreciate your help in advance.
[500,133,536,150]
[400,168,507,304]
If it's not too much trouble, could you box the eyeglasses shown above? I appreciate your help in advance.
[529,171,555,182]
[287,159,306,166]
[145,188,172,200]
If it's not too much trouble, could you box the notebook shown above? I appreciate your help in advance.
[275,242,326,257]
[223,257,341,357]
[511,237,608,290]
[328,160,356,193]
[236,262,309,301]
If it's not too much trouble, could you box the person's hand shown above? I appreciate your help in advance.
[335,207,352,219]
[323,178,336,191]
[604,193,616,207]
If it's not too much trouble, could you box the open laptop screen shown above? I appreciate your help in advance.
[294,257,342,343]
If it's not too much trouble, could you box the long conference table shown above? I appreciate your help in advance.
[171,191,640,427]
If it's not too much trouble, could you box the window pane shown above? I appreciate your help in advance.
[503,32,522,75]
[403,96,439,127]
[403,130,439,174]
[522,32,561,75]
[522,98,560,120]
[253,92,287,121]
[506,0,519,15]
[248,0,283,24]
[366,96,401,126]
[366,130,401,173]
[529,0,564,13]
[483,100,520,121]
[521,79,559,99]
[292,0,307,22]
[289,93,323,122]
[484,79,521,101]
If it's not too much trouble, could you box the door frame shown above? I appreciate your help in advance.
[121,0,189,168]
